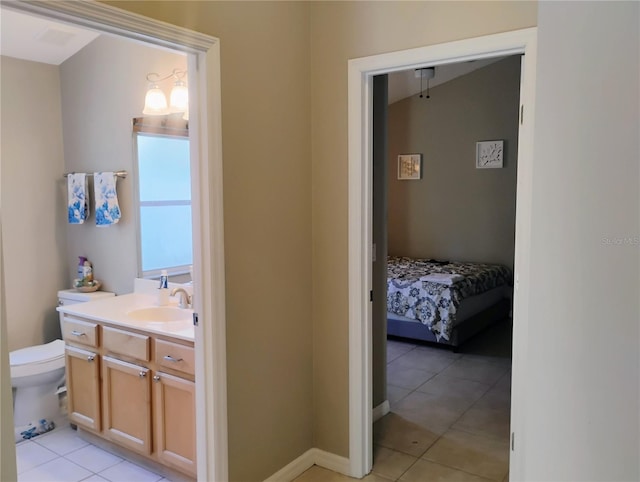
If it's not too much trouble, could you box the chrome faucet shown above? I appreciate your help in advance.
[170,287,192,309]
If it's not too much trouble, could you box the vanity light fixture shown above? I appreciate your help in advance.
[142,69,188,116]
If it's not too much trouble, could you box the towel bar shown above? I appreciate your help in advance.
[63,171,127,179]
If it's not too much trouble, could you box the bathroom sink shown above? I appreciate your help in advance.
[127,306,191,322]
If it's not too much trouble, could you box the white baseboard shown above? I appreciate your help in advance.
[263,448,351,482]
[265,401,390,480]
[372,400,390,423]
[312,448,350,475]
[263,449,315,482]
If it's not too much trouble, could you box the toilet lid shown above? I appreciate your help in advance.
[10,339,65,366]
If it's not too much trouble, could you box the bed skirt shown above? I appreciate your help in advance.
[387,297,511,350]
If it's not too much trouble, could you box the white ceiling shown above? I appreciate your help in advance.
[0,8,100,65]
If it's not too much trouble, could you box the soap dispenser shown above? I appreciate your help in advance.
[77,257,87,281]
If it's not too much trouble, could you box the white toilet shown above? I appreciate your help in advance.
[10,339,66,428]
[9,290,114,437]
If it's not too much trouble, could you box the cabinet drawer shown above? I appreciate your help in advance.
[155,339,195,376]
[61,316,99,347]
[103,326,150,362]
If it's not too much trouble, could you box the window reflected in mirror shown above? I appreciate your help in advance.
[133,117,191,279]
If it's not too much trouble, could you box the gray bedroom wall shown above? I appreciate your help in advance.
[372,74,389,409]
[387,56,521,270]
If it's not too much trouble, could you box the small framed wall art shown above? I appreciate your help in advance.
[476,140,504,169]
[397,154,422,180]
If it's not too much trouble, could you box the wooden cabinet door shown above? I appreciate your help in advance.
[102,356,152,455]
[65,346,101,431]
[153,371,196,477]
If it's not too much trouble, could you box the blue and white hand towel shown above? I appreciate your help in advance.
[67,173,89,224]
[94,172,121,226]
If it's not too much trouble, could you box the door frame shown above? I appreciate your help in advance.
[0,2,228,481]
[347,27,537,478]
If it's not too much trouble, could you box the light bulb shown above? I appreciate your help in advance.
[143,84,168,115]
[169,80,189,113]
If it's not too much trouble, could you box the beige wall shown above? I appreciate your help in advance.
[102,3,313,481]
[108,0,536,470]
[60,36,185,295]
[94,2,640,480]
[1,57,67,352]
[2,2,640,481]
[387,56,521,270]
[4,1,637,481]
[310,1,537,456]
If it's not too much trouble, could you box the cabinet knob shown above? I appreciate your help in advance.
[87,355,95,362]
[139,371,147,378]
[58,300,64,306]
[71,330,85,337]
[163,355,183,363]
[153,375,161,383]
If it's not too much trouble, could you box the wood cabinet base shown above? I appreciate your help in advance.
[60,312,196,479]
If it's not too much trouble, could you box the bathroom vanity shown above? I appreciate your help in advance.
[57,286,196,479]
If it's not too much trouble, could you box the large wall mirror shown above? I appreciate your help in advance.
[132,117,192,280]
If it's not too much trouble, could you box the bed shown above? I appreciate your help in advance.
[386,256,513,349]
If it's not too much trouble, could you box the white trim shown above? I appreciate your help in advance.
[192,42,229,482]
[348,54,374,478]
[1,0,214,53]
[263,449,351,482]
[509,33,538,481]
[348,27,537,479]
[0,2,228,481]
[313,449,351,476]
[263,449,316,482]
[372,400,390,423]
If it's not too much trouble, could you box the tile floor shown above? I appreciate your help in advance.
[295,319,513,482]
[15,423,181,482]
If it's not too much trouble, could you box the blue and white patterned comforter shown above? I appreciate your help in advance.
[387,256,512,341]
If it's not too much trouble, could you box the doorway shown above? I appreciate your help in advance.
[0,2,227,480]
[371,55,519,480]
[347,28,537,479]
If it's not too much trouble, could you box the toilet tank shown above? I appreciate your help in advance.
[57,289,115,307]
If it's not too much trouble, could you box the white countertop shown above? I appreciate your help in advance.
[57,291,195,342]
